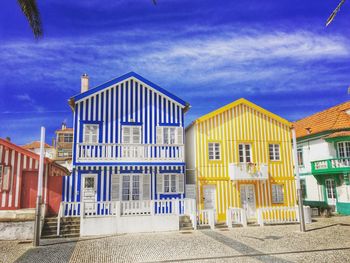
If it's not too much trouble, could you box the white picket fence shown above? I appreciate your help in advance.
[226,208,247,227]
[257,206,299,226]
[197,209,215,229]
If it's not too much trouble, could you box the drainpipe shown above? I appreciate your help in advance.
[292,128,306,232]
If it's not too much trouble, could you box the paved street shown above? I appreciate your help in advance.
[1,216,349,263]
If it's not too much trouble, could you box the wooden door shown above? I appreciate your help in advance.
[21,171,38,209]
[47,176,63,215]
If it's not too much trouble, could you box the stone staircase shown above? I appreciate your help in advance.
[41,217,80,239]
[215,222,228,229]
[179,215,194,231]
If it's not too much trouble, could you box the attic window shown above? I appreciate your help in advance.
[305,127,312,134]
[345,109,350,116]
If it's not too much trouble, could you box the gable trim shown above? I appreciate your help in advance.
[71,72,188,108]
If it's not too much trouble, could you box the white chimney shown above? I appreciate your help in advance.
[81,73,89,93]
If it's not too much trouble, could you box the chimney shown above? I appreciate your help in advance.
[62,122,67,130]
[81,73,89,93]
[5,137,11,142]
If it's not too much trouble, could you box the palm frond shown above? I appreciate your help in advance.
[17,0,43,38]
[326,0,346,27]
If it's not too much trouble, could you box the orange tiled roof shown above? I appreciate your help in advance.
[324,131,350,139]
[22,141,52,149]
[293,101,350,138]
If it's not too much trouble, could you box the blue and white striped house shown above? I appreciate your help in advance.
[60,72,195,235]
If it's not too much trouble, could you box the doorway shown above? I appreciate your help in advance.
[240,184,256,219]
[325,178,337,207]
[203,185,216,210]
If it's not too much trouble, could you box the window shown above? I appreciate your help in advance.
[269,144,280,161]
[239,144,252,163]
[208,142,221,160]
[1,166,11,191]
[164,174,177,193]
[300,179,307,199]
[83,124,99,143]
[0,165,2,191]
[272,184,284,204]
[157,126,183,145]
[122,126,141,144]
[338,142,350,158]
[122,175,141,201]
[59,134,73,143]
[297,148,304,166]
[57,149,72,158]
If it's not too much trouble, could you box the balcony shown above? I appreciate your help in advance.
[228,163,268,180]
[311,158,350,175]
[76,143,184,163]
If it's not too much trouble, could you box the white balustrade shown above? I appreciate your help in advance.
[197,209,215,229]
[184,198,197,229]
[229,163,268,180]
[121,200,152,216]
[257,206,299,226]
[226,208,247,227]
[76,143,184,162]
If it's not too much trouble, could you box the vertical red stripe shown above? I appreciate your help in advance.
[11,152,19,208]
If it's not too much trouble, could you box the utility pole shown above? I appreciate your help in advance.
[292,128,306,232]
[33,127,45,246]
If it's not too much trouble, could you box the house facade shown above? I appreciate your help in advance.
[0,138,69,216]
[23,141,55,159]
[61,72,193,236]
[294,101,350,215]
[53,123,74,171]
[186,99,298,226]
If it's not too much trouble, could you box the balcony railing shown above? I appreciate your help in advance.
[228,163,268,180]
[76,143,184,162]
[311,158,350,174]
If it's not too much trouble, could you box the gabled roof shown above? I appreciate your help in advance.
[190,98,290,126]
[70,72,189,108]
[293,100,350,139]
[23,141,53,149]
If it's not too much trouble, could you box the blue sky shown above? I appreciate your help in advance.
[0,0,350,145]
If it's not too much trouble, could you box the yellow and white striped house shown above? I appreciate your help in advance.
[186,98,297,225]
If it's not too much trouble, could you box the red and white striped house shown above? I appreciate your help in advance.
[0,138,69,216]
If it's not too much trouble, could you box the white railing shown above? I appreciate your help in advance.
[226,208,247,227]
[82,201,118,217]
[61,202,81,217]
[121,200,152,216]
[76,143,184,162]
[197,209,215,229]
[229,163,268,180]
[257,206,299,226]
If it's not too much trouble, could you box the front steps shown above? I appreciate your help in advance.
[179,215,194,231]
[41,217,80,239]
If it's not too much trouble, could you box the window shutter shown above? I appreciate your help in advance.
[177,127,183,144]
[178,174,184,193]
[111,174,120,201]
[157,173,163,194]
[156,126,163,144]
[143,174,150,200]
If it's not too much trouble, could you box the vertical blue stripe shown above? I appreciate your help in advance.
[135,82,138,123]
[97,170,101,201]
[177,106,180,124]
[116,86,119,143]
[96,94,99,121]
[172,103,175,124]
[140,85,143,127]
[149,90,152,143]
[105,90,109,143]
[168,101,171,123]
[145,87,148,143]
[85,99,89,121]
[158,96,161,125]
[109,171,112,201]
[154,93,157,143]
[121,83,124,123]
[77,172,81,202]
[73,104,78,164]
[163,98,166,123]
[71,171,75,203]
[110,89,114,142]
[79,102,83,142]
[103,169,107,201]
[91,96,94,121]
[130,80,133,120]
[125,81,129,121]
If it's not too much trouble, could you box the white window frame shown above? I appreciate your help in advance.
[272,184,284,204]
[269,144,280,161]
[208,142,221,161]
[338,142,350,158]
[121,174,143,201]
[122,125,142,144]
[239,143,252,163]
[163,174,177,193]
[83,124,99,143]
[156,126,183,145]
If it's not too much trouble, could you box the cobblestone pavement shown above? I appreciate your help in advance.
[2,216,350,263]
